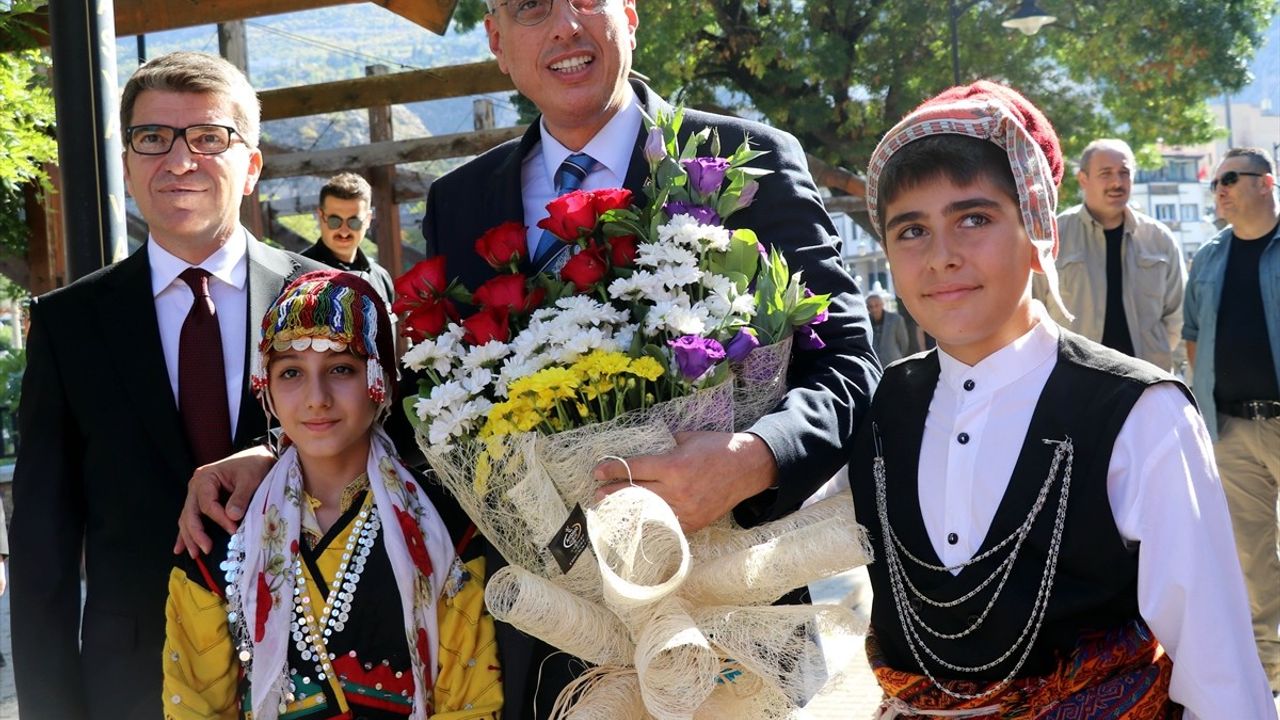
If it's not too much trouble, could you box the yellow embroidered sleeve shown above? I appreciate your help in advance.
[432,556,503,720]
[162,566,239,720]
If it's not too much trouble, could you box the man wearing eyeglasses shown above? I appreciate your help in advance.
[1184,146,1280,696]
[419,0,879,714]
[10,51,319,720]
[302,172,395,309]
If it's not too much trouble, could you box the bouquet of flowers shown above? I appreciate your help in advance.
[395,108,871,719]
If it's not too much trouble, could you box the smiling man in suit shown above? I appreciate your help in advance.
[420,0,880,713]
[9,52,319,720]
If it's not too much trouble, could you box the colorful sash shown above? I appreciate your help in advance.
[868,619,1181,719]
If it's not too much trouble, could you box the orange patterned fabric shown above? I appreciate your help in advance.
[868,620,1182,719]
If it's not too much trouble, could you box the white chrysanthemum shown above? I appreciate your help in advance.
[657,214,704,247]
[731,292,757,316]
[402,340,451,375]
[635,242,698,270]
[663,304,711,336]
[459,367,494,395]
[653,264,703,289]
[608,272,658,301]
[701,293,732,323]
[462,340,512,369]
[416,380,471,421]
[696,224,733,252]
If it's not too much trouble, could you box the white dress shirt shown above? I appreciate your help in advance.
[521,89,643,257]
[149,229,249,439]
[917,304,1274,720]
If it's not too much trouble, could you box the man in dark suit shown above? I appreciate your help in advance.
[418,0,880,713]
[178,1,878,715]
[10,52,319,720]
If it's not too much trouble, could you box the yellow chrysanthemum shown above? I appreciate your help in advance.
[627,356,665,381]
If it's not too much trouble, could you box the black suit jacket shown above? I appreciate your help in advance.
[420,81,880,717]
[10,238,320,720]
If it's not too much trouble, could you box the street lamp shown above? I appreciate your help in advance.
[949,0,1058,85]
[1002,0,1057,35]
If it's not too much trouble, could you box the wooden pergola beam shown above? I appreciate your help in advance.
[260,125,527,180]
[259,61,514,121]
[6,0,459,49]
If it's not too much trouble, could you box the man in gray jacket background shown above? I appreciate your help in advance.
[1036,138,1186,372]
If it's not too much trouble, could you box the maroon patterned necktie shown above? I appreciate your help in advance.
[178,268,233,466]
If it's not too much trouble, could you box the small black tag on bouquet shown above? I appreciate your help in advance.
[548,503,589,574]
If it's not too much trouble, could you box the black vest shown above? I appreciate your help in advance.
[850,331,1192,680]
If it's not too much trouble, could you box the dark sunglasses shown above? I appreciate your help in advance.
[1209,170,1265,192]
[325,215,365,231]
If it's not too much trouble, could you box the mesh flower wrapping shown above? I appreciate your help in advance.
[397,107,868,718]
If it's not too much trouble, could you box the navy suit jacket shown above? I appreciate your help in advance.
[11,239,320,720]
[419,80,880,717]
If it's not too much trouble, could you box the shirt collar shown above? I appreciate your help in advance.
[936,301,1059,397]
[310,238,371,271]
[538,88,641,187]
[149,227,249,297]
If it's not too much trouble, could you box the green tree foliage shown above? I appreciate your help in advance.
[0,3,57,260]
[454,0,1273,174]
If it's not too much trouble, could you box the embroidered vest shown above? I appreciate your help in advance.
[851,331,1192,680]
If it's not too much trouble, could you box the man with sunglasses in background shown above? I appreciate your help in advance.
[1184,146,1280,697]
[302,172,396,310]
[10,51,318,720]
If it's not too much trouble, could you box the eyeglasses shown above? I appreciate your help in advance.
[1210,170,1265,192]
[325,215,366,231]
[125,124,245,156]
[491,0,608,26]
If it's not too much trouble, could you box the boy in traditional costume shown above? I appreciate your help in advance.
[850,82,1275,718]
[162,270,502,720]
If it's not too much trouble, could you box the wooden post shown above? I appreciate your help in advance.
[26,165,65,295]
[219,20,265,240]
[473,98,494,130]
[366,64,402,274]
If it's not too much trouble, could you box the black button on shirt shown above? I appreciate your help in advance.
[963,379,975,391]
[957,432,970,444]
[947,532,959,545]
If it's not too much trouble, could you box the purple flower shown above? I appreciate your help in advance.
[804,288,829,324]
[736,180,759,211]
[725,329,761,362]
[644,128,666,165]
[795,323,826,351]
[682,157,732,195]
[668,335,727,380]
[664,201,722,225]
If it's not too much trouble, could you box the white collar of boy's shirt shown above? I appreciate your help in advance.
[537,89,642,189]
[935,301,1059,396]
[148,227,249,297]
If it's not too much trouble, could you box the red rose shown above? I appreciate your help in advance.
[608,235,639,267]
[394,257,448,303]
[472,274,540,314]
[462,306,512,345]
[560,245,609,292]
[394,257,460,342]
[399,297,459,343]
[394,506,434,578]
[474,222,528,270]
[538,190,598,242]
[254,572,272,642]
[591,188,633,214]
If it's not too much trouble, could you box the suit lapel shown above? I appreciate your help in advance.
[96,246,194,477]
[623,80,672,199]
[234,236,299,448]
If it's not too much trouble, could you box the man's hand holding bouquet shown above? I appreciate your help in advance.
[394,109,871,719]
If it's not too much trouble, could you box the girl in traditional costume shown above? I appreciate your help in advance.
[162,270,502,720]
[850,82,1274,719]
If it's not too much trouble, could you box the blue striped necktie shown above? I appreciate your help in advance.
[534,152,598,272]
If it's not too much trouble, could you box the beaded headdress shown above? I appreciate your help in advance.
[250,269,395,406]
[865,80,1073,320]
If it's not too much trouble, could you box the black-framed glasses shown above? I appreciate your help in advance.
[125,124,244,156]
[325,215,366,231]
[1210,170,1265,192]
[491,0,608,26]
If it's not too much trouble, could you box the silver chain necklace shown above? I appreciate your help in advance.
[872,424,1074,701]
